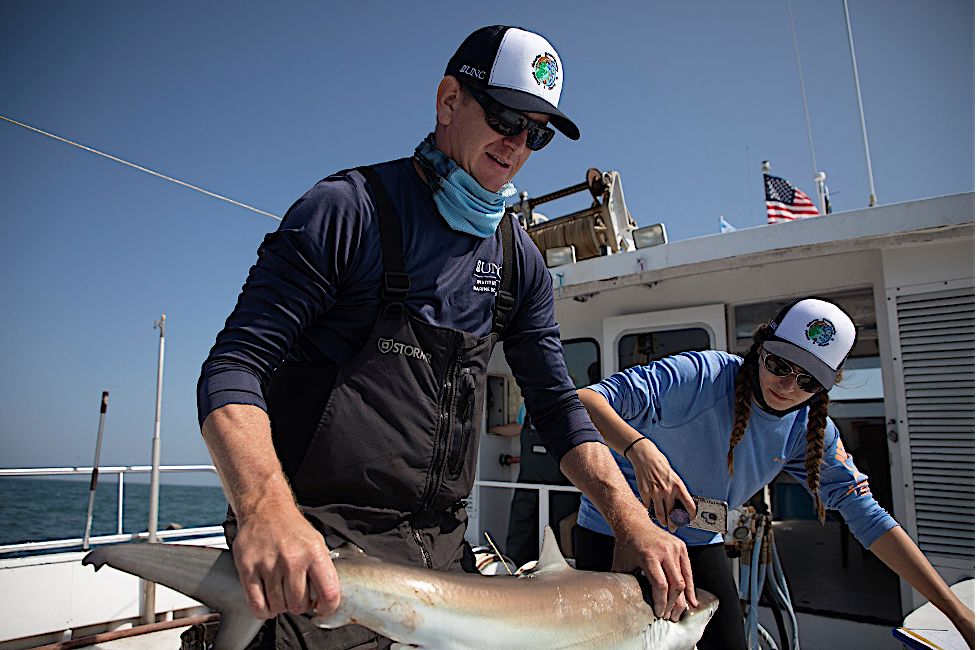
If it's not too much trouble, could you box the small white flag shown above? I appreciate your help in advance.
[719,216,737,233]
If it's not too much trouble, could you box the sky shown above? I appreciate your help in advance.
[0,1,973,482]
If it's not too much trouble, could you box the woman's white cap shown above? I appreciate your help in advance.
[764,298,856,390]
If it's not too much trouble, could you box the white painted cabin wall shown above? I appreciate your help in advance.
[552,249,884,345]
[878,239,976,614]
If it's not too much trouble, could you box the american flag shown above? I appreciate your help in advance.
[764,174,819,223]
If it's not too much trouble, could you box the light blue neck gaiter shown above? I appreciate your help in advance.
[414,134,516,238]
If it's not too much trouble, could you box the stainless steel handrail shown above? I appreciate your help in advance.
[0,465,223,555]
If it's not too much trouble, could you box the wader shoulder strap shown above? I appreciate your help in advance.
[357,166,410,312]
[360,163,514,331]
[493,215,516,336]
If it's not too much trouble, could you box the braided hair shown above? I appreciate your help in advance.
[805,391,830,523]
[726,344,758,476]
[726,324,841,524]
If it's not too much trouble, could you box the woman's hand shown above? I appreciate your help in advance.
[628,438,697,533]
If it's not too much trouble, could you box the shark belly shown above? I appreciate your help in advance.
[316,563,657,649]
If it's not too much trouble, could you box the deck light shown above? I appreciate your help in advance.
[633,224,668,249]
[545,245,576,267]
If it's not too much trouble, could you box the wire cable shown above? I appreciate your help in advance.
[786,0,818,182]
[1,115,281,221]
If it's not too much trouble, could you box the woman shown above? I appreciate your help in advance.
[573,298,974,649]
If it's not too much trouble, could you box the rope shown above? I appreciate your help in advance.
[1,115,280,221]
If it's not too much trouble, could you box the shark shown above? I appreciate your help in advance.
[83,527,718,650]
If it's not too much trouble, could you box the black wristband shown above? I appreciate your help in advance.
[622,437,647,460]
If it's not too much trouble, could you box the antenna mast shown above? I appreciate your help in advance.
[787,0,827,215]
[843,0,878,206]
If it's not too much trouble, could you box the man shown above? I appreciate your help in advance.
[198,25,695,650]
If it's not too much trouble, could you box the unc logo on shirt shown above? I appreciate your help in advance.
[377,338,432,363]
[472,259,502,294]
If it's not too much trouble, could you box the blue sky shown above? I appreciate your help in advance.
[0,1,972,480]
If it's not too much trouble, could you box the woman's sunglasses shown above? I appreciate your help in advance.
[462,84,556,151]
[760,349,823,393]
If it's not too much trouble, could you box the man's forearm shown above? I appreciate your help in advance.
[200,403,297,520]
[559,441,651,537]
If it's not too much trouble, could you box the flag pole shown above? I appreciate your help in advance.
[814,171,828,215]
[786,0,828,214]
[843,0,878,207]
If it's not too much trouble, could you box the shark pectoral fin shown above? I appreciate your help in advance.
[533,526,572,575]
[311,606,355,630]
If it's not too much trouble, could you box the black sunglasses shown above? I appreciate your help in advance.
[760,349,823,393]
[462,83,555,151]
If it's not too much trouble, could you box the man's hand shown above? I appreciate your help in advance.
[233,503,341,618]
[559,439,697,619]
[200,403,342,618]
[611,515,698,619]
[629,439,697,533]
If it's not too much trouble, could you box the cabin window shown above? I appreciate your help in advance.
[617,328,711,371]
[562,338,600,387]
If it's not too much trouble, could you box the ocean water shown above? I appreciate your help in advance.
[0,477,228,551]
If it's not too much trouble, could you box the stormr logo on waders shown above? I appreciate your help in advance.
[377,338,432,364]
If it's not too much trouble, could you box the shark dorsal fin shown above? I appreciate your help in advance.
[533,526,572,574]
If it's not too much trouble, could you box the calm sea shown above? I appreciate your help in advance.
[0,477,229,552]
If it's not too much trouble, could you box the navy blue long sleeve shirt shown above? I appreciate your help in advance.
[197,158,600,461]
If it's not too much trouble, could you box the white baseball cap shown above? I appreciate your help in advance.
[764,298,857,390]
[445,25,579,140]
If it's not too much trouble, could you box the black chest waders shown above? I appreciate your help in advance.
[224,165,516,650]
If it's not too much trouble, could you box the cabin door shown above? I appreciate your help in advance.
[601,304,727,376]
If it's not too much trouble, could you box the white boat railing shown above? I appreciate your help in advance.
[0,465,224,555]
[473,479,580,554]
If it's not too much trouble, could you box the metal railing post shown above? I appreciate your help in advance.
[117,472,125,535]
[142,315,166,624]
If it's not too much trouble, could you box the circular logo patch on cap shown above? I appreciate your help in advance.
[532,52,559,90]
[805,319,836,347]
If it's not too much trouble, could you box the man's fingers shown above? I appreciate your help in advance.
[241,573,272,619]
[668,593,688,622]
[308,554,342,617]
[643,564,669,619]
[662,566,686,616]
[283,565,313,615]
[234,554,274,619]
[262,573,287,615]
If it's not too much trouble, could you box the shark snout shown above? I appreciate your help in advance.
[691,588,719,616]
